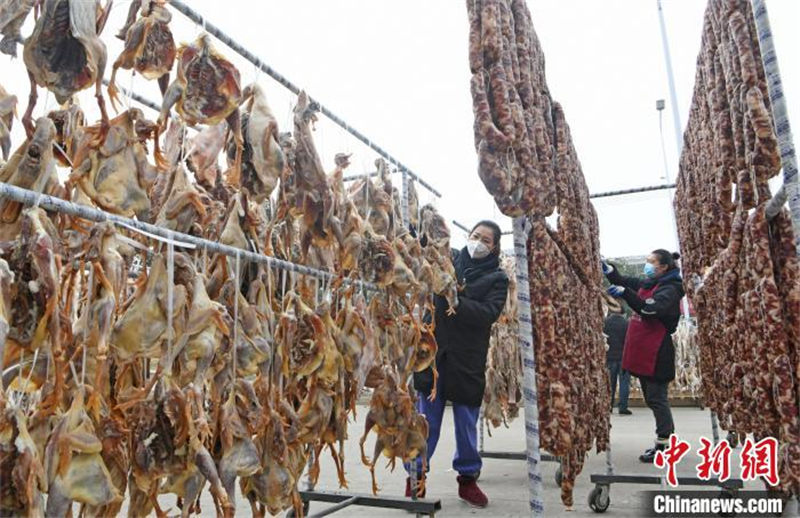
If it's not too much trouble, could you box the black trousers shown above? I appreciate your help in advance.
[640,378,674,439]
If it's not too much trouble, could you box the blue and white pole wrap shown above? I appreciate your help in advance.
[513,216,544,517]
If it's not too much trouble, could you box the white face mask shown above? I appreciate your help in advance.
[467,239,491,259]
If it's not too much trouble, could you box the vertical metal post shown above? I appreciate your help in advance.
[605,446,615,476]
[751,0,800,253]
[512,217,544,517]
[656,0,684,159]
[710,411,721,445]
[656,0,692,318]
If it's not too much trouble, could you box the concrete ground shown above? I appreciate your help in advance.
[125,405,800,517]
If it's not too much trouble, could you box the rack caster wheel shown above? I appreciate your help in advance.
[285,501,310,517]
[555,466,563,486]
[588,485,610,513]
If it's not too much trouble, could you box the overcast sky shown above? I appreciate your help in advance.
[1,1,797,259]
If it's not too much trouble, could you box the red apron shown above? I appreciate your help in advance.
[621,283,667,377]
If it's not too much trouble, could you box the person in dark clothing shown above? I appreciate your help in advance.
[603,249,684,463]
[604,303,631,415]
[408,220,509,508]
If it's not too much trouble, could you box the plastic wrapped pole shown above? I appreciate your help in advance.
[512,216,544,517]
[751,0,800,254]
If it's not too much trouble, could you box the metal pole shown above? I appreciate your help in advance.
[710,412,721,445]
[167,0,441,198]
[512,216,544,517]
[100,78,161,113]
[452,220,470,234]
[307,496,359,518]
[0,182,378,292]
[589,184,676,199]
[751,0,800,254]
[656,0,684,159]
[656,0,692,319]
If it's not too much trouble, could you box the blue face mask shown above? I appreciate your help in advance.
[643,262,658,278]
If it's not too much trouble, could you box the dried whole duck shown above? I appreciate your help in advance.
[0,117,58,237]
[483,253,522,430]
[153,164,213,236]
[158,34,243,185]
[359,365,428,496]
[0,259,13,367]
[68,108,157,220]
[227,83,286,203]
[0,0,36,56]
[108,0,176,109]
[44,389,123,515]
[47,102,86,166]
[186,122,226,190]
[22,0,112,137]
[0,84,17,160]
[0,404,47,517]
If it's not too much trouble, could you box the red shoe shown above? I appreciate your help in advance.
[405,476,426,498]
[457,475,488,508]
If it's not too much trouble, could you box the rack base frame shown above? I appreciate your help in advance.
[296,489,442,517]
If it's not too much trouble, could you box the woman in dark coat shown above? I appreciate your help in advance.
[603,249,684,463]
[408,220,509,507]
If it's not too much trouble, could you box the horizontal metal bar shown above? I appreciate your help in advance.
[168,0,441,198]
[300,490,441,514]
[0,182,378,292]
[307,496,360,518]
[480,450,526,460]
[589,183,676,199]
[480,450,559,463]
[342,171,380,183]
[590,473,743,489]
[101,78,162,113]
[452,220,470,234]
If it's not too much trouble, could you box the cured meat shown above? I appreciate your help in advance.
[0,84,16,160]
[466,0,609,507]
[157,34,243,185]
[675,0,800,494]
[68,108,157,220]
[108,0,176,109]
[0,0,35,56]
[22,0,112,137]
[483,254,521,429]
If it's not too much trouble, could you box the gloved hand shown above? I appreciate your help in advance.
[607,285,625,298]
[601,260,614,275]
